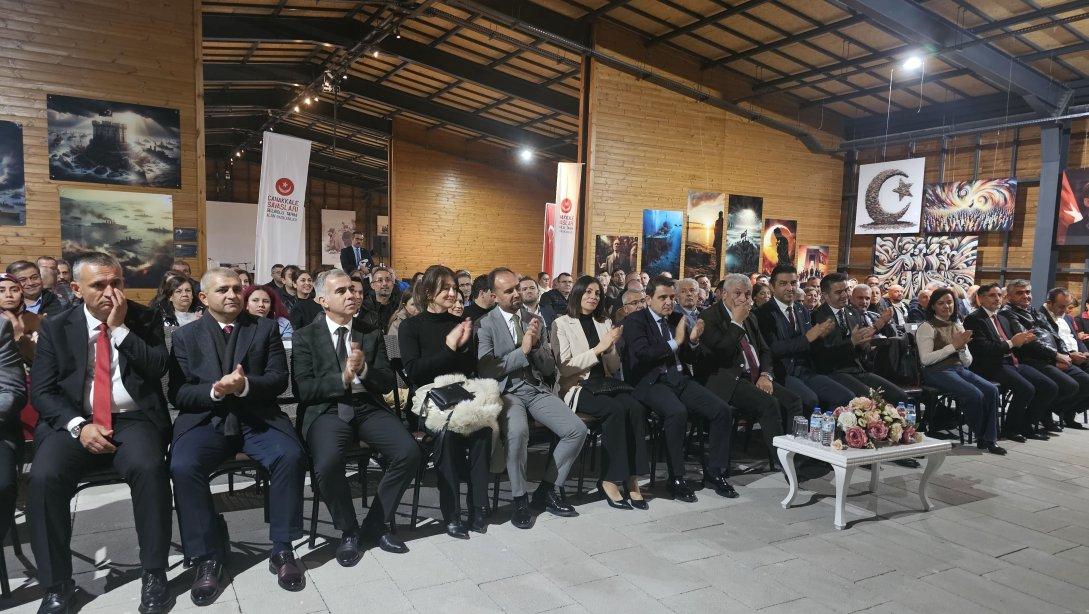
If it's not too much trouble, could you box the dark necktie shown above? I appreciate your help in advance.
[739,333,760,383]
[354,247,361,265]
[786,305,796,331]
[335,326,354,422]
[993,315,1019,366]
[658,316,680,372]
[223,324,233,337]
[837,309,848,331]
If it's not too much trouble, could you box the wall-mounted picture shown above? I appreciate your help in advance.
[0,120,26,226]
[872,235,978,296]
[684,190,724,279]
[174,227,198,242]
[922,178,1017,233]
[174,243,197,258]
[854,157,925,235]
[594,234,638,275]
[796,245,829,282]
[376,215,390,236]
[761,218,797,274]
[321,209,356,266]
[1058,168,1089,246]
[47,94,181,187]
[60,187,173,288]
[725,194,762,274]
[641,209,683,279]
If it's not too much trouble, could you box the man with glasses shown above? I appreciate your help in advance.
[340,231,373,275]
[6,260,62,316]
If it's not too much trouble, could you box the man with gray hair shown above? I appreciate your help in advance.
[293,269,420,565]
[675,278,702,329]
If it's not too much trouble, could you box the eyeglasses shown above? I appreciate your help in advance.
[624,298,648,307]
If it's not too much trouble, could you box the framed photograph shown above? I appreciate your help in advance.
[174,243,197,258]
[0,120,26,226]
[684,190,724,279]
[174,227,198,242]
[923,178,1016,233]
[641,210,683,279]
[725,195,762,274]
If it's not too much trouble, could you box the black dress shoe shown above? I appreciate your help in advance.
[1045,421,1064,433]
[977,441,1008,455]
[668,477,698,503]
[704,472,739,499]
[1064,420,1086,430]
[1004,433,1028,443]
[532,484,579,517]
[628,497,649,510]
[139,570,172,614]
[469,507,489,533]
[190,559,224,606]
[376,533,409,554]
[336,532,364,567]
[892,458,921,468]
[598,481,632,510]
[1024,431,1050,441]
[269,551,305,592]
[511,494,536,529]
[446,519,470,539]
[37,581,74,614]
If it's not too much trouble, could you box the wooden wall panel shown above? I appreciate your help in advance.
[0,0,204,302]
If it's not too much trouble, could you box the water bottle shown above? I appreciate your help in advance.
[905,404,917,427]
[821,411,835,446]
[809,408,822,442]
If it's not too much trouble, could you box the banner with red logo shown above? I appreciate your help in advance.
[255,131,311,277]
[543,162,580,278]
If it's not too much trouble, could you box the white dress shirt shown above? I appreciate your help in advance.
[500,308,522,343]
[325,315,365,391]
[1051,310,1078,352]
[209,318,250,401]
[773,298,795,330]
[650,310,684,371]
[67,306,136,434]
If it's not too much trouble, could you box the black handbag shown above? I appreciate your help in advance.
[580,376,633,395]
[423,382,475,459]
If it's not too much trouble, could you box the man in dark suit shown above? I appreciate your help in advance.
[620,276,735,502]
[28,253,171,614]
[964,284,1055,441]
[340,230,373,275]
[1003,279,1089,432]
[694,274,801,458]
[810,273,908,404]
[1041,286,1089,429]
[293,269,420,566]
[169,268,307,605]
[756,265,854,413]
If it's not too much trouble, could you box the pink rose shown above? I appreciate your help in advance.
[897,408,906,418]
[902,426,916,444]
[868,422,889,441]
[833,407,843,418]
[845,426,869,449]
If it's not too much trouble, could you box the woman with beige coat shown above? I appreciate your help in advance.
[551,275,649,510]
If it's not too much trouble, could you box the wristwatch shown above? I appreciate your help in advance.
[69,419,88,439]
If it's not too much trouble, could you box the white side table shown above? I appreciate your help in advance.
[773,435,953,529]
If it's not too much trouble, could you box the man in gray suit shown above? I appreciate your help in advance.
[478,268,587,529]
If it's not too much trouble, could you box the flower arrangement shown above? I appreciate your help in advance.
[830,389,924,450]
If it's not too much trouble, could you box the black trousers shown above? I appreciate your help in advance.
[1032,363,1089,419]
[575,391,649,482]
[0,437,20,546]
[307,407,421,534]
[987,363,1058,435]
[639,375,731,477]
[828,371,909,405]
[435,428,491,522]
[27,413,171,588]
[727,379,802,451]
[170,422,306,560]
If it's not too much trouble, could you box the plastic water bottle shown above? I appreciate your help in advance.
[809,408,822,442]
[821,411,835,446]
[905,404,917,427]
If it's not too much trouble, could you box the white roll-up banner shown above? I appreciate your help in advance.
[255,131,311,276]
[543,162,580,278]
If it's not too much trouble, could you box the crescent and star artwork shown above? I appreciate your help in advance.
[854,157,926,235]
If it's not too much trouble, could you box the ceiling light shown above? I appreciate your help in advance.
[304,96,311,104]
[395,29,402,39]
[293,104,300,112]
[372,49,380,59]
[902,55,924,71]
[518,147,533,162]
[235,151,241,158]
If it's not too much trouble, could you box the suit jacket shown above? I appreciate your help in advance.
[291,314,395,437]
[477,306,556,392]
[963,308,1021,378]
[1001,305,1060,365]
[168,311,290,439]
[34,289,63,318]
[809,303,866,374]
[550,314,622,402]
[619,307,697,395]
[339,245,372,274]
[755,299,813,382]
[31,301,168,433]
[0,319,26,442]
[694,302,773,402]
[1039,308,1089,353]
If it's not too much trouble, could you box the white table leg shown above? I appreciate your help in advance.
[833,465,855,530]
[918,452,945,511]
[868,461,880,493]
[778,448,798,509]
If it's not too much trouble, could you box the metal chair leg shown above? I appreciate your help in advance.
[0,527,10,598]
[410,456,426,528]
[263,473,271,523]
[361,461,370,509]
[308,474,321,549]
[491,473,500,510]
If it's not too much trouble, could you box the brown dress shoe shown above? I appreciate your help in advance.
[190,559,223,606]
[269,551,305,591]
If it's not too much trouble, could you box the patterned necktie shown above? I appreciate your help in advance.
[335,326,354,422]
[223,324,234,337]
[993,315,1018,366]
[739,334,760,383]
[511,313,523,345]
[837,309,848,331]
[92,323,112,430]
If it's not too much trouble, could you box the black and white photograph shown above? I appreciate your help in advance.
[0,120,26,226]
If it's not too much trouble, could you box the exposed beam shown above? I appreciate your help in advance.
[202,62,577,159]
[451,0,591,45]
[206,140,387,186]
[834,0,1070,115]
[703,14,866,67]
[578,0,631,22]
[202,14,579,116]
[645,0,771,48]
[208,148,383,189]
[801,68,970,108]
[204,88,393,137]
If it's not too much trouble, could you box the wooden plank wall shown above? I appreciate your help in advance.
[584,59,845,276]
[0,0,204,303]
[206,158,389,278]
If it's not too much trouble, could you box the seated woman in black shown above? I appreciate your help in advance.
[152,271,202,327]
[398,265,491,538]
[288,269,323,330]
[551,275,649,509]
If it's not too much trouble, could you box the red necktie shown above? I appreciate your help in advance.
[92,323,113,430]
[223,324,234,337]
[993,315,1018,366]
[740,334,760,383]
